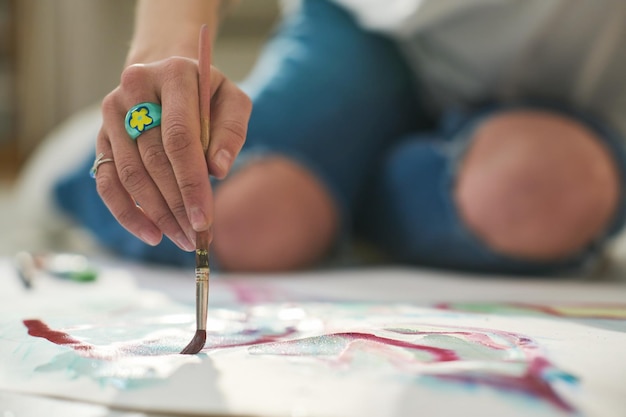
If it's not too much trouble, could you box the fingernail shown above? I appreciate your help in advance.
[139,229,161,246]
[175,233,195,252]
[190,206,208,231]
[213,149,232,177]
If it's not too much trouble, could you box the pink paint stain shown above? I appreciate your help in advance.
[204,327,299,349]
[246,332,458,361]
[249,328,576,413]
[23,317,576,413]
[436,356,574,413]
[23,318,297,359]
[394,328,577,413]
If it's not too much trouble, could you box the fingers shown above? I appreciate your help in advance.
[95,57,251,251]
[93,126,163,247]
[136,127,194,243]
[207,69,253,179]
[98,62,198,250]
[159,58,213,232]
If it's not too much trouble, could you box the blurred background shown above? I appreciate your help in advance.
[0,0,279,172]
[0,0,279,255]
[1,0,625,279]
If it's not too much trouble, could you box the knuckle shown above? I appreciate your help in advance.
[151,202,187,231]
[178,178,203,196]
[219,80,251,110]
[211,65,225,79]
[118,163,147,192]
[101,92,118,115]
[115,207,137,229]
[220,118,248,146]
[152,210,175,230]
[162,57,195,82]
[171,202,189,221]
[120,64,148,90]
[162,119,193,155]
[163,56,189,72]
[142,143,169,167]
[95,172,117,202]
[238,90,253,111]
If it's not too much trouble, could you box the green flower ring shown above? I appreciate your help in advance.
[124,102,162,140]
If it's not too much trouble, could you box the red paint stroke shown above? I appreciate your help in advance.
[23,319,94,353]
[22,318,298,358]
[23,318,575,413]
[23,319,160,360]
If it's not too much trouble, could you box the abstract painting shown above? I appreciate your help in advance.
[1,262,625,417]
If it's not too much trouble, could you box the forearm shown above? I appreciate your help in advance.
[126,0,227,66]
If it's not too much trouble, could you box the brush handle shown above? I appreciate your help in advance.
[195,24,211,332]
[198,23,211,152]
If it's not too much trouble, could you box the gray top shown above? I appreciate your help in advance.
[324,0,626,137]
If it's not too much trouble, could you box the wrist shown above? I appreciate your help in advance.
[126,0,221,66]
[126,36,199,66]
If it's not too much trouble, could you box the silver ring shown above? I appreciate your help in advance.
[89,152,115,179]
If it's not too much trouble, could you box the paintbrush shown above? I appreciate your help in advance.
[181,24,212,355]
[14,251,36,289]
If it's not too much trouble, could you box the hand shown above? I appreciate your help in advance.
[94,56,252,251]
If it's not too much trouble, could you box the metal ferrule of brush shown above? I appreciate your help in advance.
[195,269,209,331]
[195,249,210,331]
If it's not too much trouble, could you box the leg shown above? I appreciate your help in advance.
[455,110,620,261]
[213,0,422,271]
[214,157,338,271]
[359,107,625,274]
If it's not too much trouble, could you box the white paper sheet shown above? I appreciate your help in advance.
[1,259,625,417]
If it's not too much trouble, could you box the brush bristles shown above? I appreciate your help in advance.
[180,330,207,354]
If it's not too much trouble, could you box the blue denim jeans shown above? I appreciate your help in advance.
[54,0,626,274]
[355,104,626,275]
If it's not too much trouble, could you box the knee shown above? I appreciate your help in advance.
[213,157,338,272]
[455,110,620,261]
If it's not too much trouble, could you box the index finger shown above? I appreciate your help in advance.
[207,76,252,179]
